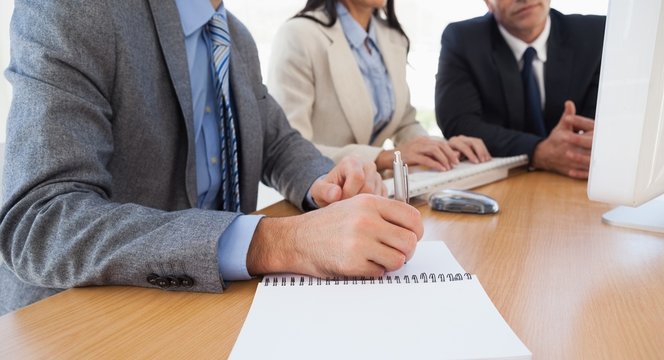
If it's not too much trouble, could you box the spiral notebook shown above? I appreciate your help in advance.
[230,241,531,360]
[385,155,529,198]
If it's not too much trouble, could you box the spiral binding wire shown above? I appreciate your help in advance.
[262,272,473,286]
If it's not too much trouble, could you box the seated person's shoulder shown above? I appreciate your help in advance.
[277,13,330,40]
[441,14,494,49]
[552,9,606,35]
[551,9,606,52]
[373,17,409,49]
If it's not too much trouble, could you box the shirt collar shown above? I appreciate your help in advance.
[336,2,377,49]
[498,15,550,62]
[175,0,222,37]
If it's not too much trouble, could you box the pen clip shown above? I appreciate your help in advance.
[403,163,409,204]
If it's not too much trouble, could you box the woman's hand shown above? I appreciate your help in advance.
[375,135,491,171]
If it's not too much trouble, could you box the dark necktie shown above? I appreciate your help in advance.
[208,12,241,211]
[521,47,547,137]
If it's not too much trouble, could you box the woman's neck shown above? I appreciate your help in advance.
[339,1,374,31]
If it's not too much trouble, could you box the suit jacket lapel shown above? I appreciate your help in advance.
[227,15,262,214]
[491,20,526,131]
[543,11,573,131]
[148,0,198,207]
[374,20,406,142]
[324,21,374,145]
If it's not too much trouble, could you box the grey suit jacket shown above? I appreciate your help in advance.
[0,0,333,315]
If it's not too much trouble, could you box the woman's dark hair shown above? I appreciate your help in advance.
[295,0,410,50]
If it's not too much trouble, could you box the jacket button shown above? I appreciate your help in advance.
[166,275,180,287]
[179,275,194,288]
[147,273,160,286]
[156,277,170,288]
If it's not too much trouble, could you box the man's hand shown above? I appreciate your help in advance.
[532,100,595,179]
[246,194,423,278]
[309,156,386,208]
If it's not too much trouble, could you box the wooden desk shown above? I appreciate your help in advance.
[1,172,663,359]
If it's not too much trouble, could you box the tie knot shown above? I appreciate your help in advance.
[208,13,230,47]
[523,47,537,65]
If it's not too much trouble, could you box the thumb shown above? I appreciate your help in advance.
[558,100,577,130]
[313,181,342,207]
[564,100,576,117]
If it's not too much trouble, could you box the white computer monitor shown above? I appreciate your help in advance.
[587,0,664,233]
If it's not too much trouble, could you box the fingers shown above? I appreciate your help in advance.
[410,153,450,171]
[412,139,455,170]
[338,158,365,198]
[469,138,492,162]
[374,197,424,240]
[360,160,384,196]
[564,100,576,117]
[565,147,591,168]
[375,221,419,264]
[437,142,460,167]
[448,136,479,163]
[567,169,589,179]
[556,100,578,131]
[445,136,492,164]
[322,156,383,203]
[570,115,595,133]
[566,131,593,149]
[311,181,342,208]
[396,136,457,171]
[366,240,408,272]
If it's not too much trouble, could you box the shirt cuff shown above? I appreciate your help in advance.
[217,214,264,282]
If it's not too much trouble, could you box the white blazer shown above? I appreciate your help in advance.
[267,9,428,164]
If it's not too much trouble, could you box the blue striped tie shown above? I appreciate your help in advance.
[208,12,241,211]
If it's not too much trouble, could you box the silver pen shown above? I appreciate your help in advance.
[393,151,409,203]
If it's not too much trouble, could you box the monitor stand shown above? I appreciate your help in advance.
[602,194,664,234]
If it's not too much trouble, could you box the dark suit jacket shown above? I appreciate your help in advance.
[0,0,333,315]
[435,9,605,157]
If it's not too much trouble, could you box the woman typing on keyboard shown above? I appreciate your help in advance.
[267,0,491,172]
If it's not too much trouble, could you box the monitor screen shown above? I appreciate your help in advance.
[587,0,664,233]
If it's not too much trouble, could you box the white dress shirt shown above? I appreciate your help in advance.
[497,17,551,108]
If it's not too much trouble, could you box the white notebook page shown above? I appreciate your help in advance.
[230,242,531,360]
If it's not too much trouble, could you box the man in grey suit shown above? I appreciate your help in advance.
[0,0,423,315]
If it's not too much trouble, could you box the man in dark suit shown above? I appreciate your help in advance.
[0,0,422,315]
[435,0,605,179]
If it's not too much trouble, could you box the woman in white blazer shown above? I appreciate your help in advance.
[268,0,490,171]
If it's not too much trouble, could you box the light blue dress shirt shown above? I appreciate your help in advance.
[337,3,395,142]
[175,0,259,282]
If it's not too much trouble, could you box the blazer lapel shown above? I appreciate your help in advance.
[227,16,262,214]
[491,19,526,131]
[325,22,374,145]
[543,12,573,132]
[148,0,198,207]
[374,20,407,142]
